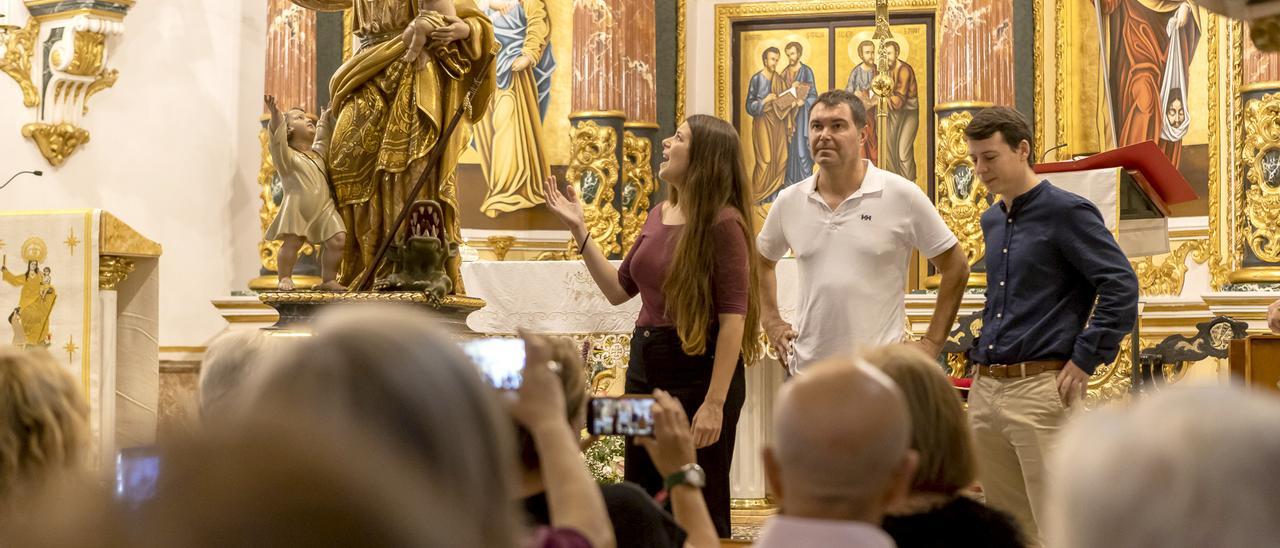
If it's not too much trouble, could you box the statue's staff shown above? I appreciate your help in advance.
[350,45,499,293]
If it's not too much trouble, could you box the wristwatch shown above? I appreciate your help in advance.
[664,463,706,491]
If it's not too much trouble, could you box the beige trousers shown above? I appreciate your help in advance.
[969,370,1066,547]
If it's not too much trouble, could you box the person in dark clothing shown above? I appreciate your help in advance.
[864,345,1026,548]
[543,114,762,537]
[514,336,687,548]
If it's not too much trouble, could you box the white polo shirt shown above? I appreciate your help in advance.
[758,160,958,373]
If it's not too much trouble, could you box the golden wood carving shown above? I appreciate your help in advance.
[713,0,938,119]
[260,290,485,311]
[255,127,315,274]
[935,110,987,267]
[0,17,40,107]
[1207,16,1230,289]
[1054,0,1067,159]
[1033,0,1043,159]
[64,30,106,76]
[1084,335,1137,409]
[1241,92,1280,263]
[1131,239,1211,296]
[486,236,516,261]
[675,0,686,123]
[21,123,89,166]
[99,255,135,290]
[621,130,656,255]
[567,120,622,256]
[1235,22,1249,277]
[82,68,117,114]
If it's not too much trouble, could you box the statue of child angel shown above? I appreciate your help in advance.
[264,94,348,291]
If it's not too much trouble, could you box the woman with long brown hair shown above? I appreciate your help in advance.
[543,114,760,537]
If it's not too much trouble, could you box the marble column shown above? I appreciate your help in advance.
[570,0,627,259]
[1228,28,1280,286]
[621,0,659,256]
[931,0,1015,289]
[251,0,321,290]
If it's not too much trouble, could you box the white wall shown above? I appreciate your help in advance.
[0,0,267,346]
[686,0,794,117]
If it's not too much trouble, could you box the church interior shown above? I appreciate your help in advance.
[1,0,1280,546]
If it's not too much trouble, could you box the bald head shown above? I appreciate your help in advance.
[767,357,914,519]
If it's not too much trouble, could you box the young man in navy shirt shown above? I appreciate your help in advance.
[964,107,1138,545]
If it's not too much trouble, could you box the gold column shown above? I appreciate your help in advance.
[621,0,658,256]
[570,0,626,258]
[928,0,1014,288]
[250,0,321,290]
[1227,26,1280,285]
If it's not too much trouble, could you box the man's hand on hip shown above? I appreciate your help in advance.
[765,319,797,370]
[1056,361,1090,407]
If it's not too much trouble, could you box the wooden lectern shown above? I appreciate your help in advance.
[1229,336,1280,393]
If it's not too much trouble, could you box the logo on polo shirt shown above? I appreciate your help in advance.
[860,214,872,221]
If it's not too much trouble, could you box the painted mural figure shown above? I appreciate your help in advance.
[884,40,919,181]
[780,42,818,196]
[746,47,793,202]
[1098,0,1199,167]
[845,39,879,164]
[474,0,556,218]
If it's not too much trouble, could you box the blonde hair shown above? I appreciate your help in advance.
[861,345,975,494]
[0,347,89,505]
[249,304,523,548]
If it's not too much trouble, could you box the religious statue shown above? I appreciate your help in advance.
[2,239,57,349]
[290,0,497,293]
[473,0,555,218]
[263,95,348,291]
[1098,0,1200,168]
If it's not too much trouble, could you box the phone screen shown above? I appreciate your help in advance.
[115,446,160,507]
[461,337,526,390]
[587,396,656,437]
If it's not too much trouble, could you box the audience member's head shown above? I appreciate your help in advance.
[1047,386,1280,548]
[517,337,588,474]
[862,345,975,495]
[0,347,89,508]
[3,417,463,547]
[197,329,282,419]
[248,304,523,547]
[765,357,916,522]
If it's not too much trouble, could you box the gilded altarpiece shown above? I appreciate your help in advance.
[0,1,135,166]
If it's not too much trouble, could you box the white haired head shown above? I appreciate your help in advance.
[1047,386,1280,548]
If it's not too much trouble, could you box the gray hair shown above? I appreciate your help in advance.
[1047,386,1280,548]
[247,304,523,548]
[198,330,282,419]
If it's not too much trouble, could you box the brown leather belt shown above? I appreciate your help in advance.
[977,360,1066,379]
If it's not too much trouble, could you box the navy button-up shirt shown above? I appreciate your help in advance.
[969,181,1139,374]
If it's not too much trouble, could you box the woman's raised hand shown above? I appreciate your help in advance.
[542,175,587,239]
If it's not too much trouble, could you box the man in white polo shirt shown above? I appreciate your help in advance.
[758,89,970,373]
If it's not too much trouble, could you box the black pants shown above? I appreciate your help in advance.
[623,326,746,538]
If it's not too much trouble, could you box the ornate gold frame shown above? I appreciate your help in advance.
[1040,6,1238,289]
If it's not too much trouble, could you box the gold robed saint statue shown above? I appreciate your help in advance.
[290,0,497,293]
